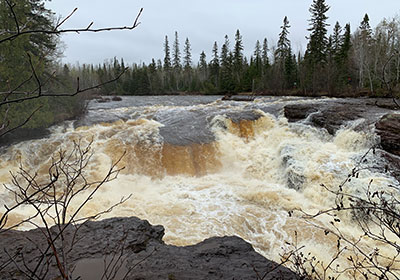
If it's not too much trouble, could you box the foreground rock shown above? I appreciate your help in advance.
[0,217,297,280]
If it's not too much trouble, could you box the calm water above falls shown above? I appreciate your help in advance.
[0,96,397,267]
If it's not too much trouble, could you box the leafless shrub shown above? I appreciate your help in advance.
[281,147,400,279]
[0,139,130,279]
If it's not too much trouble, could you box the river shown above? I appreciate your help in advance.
[0,95,398,268]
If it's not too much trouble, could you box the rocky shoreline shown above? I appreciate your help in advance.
[0,217,297,280]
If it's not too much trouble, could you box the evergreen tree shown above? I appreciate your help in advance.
[199,51,207,80]
[233,29,244,68]
[332,22,342,55]
[276,16,291,62]
[356,14,373,89]
[253,40,262,74]
[163,35,171,90]
[275,16,293,90]
[163,35,171,71]
[340,24,352,63]
[305,0,330,65]
[220,35,230,67]
[304,0,330,92]
[0,0,58,90]
[233,29,244,90]
[220,35,234,92]
[254,40,262,62]
[210,41,220,89]
[261,37,270,88]
[183,37,192,71]
[182,38,192,90]
[172,31,181,70]
[284,46,296,89]
[262,38,270,67]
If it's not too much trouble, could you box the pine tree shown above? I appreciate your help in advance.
[275,16,293,90]
[233,29,244,68]
[262,38,269,67]
[233,29,244,90]
[332,22,342,55]
[340,24,352,63]
[163,35,171,71]
[220,35,234,92]
[183,37,192,71]
[284,46,296,89]
[306,0,330,65]
[356,14,373,89]
[163,35,171,90]
[172,31,181,70]
[0,0,58,90]
[276,16,291,62]
[199,51,207,80]
[304,0,330,92]
[210,41,220,89]
[254,40,262,77]
[220,35,230,68]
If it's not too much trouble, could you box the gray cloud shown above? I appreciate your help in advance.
[46,0,400,65]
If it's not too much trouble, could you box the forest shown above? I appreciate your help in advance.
[54,7,400,97]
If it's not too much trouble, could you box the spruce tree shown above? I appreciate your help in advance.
[262,38,269,67]
[183,37,192,71]
[306,0,330,65]
[172,31,181,70]
[199,51,207,80]
[340,24,352,63]
[233,29,244,91]
[163,35,171,90]
[220,35,234,92]
[276,16,291,62]
[356,14,373,89]
[233,29,244,68]
[332,22,342,55]
[220,35,230,68]
[254,40,262,76]
[304,0,330,92]
[163,35,171,71]
[210,41,220,88]
[275,16,293,90]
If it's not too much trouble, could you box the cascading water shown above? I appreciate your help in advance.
[0,96,398,272]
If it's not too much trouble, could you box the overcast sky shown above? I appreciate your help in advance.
[46,0,400,66]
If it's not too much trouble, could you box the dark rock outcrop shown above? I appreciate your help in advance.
[376,114,400,156]
[284,98,399,135]
[0,127,50,147]
[284,102,366,135]
[284,104,319,123]
[375,114,400,182]
[0,217,298,280]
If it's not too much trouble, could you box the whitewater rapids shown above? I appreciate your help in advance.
[0,96,397,270]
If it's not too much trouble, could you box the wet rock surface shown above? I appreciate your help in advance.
[375,114,400,181]
[376,114,400,156]
[0,127,50,148]
[0,217,297,280]
[284,98,398,135]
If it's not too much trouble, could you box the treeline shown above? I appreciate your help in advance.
[55,1,400,97]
